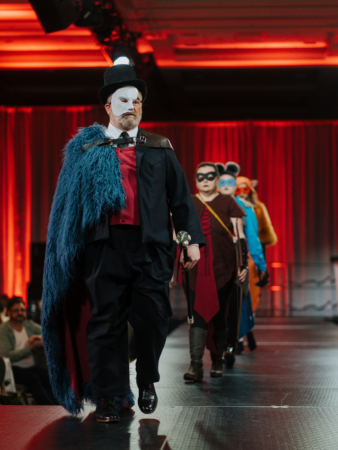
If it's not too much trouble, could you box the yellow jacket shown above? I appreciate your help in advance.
[254,200,278,246]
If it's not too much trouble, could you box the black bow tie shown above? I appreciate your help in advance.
[117,132,130,149]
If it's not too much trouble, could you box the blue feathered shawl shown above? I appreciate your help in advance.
[41,124,135,414]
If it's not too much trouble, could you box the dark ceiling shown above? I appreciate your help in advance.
[2,65,338,121]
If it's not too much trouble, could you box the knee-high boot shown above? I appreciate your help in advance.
[210,330,227,377]
[184,327,207,382]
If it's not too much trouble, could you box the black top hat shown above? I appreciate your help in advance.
[98,64,147,105]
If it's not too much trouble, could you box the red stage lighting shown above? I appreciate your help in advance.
[0,4,112,69]
[270,286,283,292]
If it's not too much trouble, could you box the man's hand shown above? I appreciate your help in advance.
[180,245,200,271]
[237,267,248,283]
[27,335,43,349]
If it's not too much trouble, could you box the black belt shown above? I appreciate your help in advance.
[81,136,137,152]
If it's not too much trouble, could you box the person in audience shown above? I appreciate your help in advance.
[0,295,9,325]
[0,297,56,405]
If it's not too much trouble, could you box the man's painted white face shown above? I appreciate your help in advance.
[111,86,139,117]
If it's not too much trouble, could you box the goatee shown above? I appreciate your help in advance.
[118,114,142,131]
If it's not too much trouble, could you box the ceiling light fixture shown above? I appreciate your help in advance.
[114,56,130,66]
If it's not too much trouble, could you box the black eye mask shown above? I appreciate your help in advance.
[196,172,217,182]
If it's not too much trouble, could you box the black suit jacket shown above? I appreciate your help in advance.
[85,128,205,248]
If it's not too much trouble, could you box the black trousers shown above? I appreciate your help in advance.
[190,274,238,342]
[227,281,241,343]
[82,225,173,399]
[12,365,57,405]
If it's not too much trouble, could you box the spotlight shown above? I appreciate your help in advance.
[29,0,100,34]
[29,0,80,33]
[114,56,131,66]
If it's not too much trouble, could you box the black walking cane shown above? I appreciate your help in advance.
[235,231,244,340]
[235,221,252,340]
[176,230,194,325]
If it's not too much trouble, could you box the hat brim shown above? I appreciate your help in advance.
[98,79,147,105]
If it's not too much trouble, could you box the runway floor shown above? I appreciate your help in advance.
[2,313,338,449]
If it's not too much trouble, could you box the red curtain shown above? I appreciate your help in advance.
[0,107,32,303]
[1,106,337,312]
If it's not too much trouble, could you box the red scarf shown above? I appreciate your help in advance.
[193,206,220,323]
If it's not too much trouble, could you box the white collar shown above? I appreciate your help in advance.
[105,123,138,140]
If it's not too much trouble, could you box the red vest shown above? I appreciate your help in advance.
[110,146,140,225]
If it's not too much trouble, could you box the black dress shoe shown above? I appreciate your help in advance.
[95,397,120,423]
[137,382,158,414]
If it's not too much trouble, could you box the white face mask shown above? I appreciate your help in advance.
[111,86,139,117]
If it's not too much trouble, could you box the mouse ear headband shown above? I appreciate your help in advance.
[224,162,240,178]
[215,162,240,178]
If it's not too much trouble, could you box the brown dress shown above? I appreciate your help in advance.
[189,193,246,293]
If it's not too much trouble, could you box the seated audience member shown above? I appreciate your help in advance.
[0,295,9,325]
[0,354,16,405]
[0,297,56,405]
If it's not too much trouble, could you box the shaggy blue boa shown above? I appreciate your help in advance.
[42,124,135,414]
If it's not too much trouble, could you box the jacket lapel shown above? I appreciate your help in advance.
[136,128,149,172]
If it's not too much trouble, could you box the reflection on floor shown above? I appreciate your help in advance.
[3,308,338,449]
